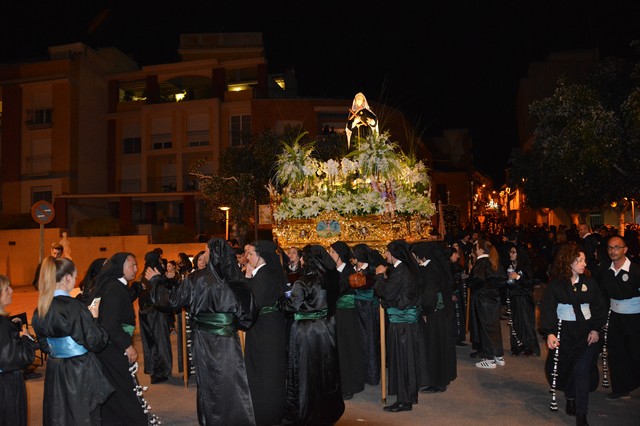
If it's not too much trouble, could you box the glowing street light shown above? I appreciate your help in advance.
[219,206,230,240]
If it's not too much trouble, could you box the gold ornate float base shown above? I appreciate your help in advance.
[272,212,432,252]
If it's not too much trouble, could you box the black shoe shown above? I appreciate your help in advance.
[456,341,468,347]
[387,402,412,412]
[565,398,576,416]
[421,386,446,393]
[343,393,353,400]
[604,392,630,401]
[383,402,400,412]
[576,414,590,426]
[470,351,488,359]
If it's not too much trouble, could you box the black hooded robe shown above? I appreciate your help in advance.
[32,294,114,426]
[94,253,149,426]
[244,241,287,426]
[151,239,258,426]
[0,315,37,426]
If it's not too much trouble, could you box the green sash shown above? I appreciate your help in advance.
[387,306,420,323]
[259,302,279,316]
[294,308,328,321]
[194,312,237,337]
[336,294,356,309]
[355,289,376,302]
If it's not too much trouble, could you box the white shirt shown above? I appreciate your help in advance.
[609,257,631,276]
[336,263,346,273]
[251,263,266,277]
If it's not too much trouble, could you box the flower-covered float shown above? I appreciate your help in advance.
[269,93,436,251]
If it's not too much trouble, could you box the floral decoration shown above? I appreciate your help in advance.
[269,131,435,222]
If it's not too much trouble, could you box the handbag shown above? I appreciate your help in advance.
[348,271,367,288]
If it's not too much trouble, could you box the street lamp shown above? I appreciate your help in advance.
[219,206,230,240]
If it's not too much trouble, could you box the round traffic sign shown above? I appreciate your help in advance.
[31,200,55,225]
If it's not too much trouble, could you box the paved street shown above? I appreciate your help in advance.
[11,283,639,425]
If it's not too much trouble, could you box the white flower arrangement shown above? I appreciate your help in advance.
[271,131,436,221]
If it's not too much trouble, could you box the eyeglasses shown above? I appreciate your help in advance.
[607,245,625,251]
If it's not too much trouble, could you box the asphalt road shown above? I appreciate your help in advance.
[10,284,640,425]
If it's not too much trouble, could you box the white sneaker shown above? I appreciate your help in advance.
[494,357,506,366]
[475,359,497,369]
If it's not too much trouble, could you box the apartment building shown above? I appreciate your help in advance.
[0,32,423,237]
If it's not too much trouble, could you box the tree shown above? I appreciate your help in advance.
[509,55,640,219]
[190,126,313,245]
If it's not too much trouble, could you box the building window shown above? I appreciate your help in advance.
[26,108,53,127]
[123,137,141,154]
[230,114,251,147]
[187,130,209,147]
[151,133,173,150]
[31,187,52,205]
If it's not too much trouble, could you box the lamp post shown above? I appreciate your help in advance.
[219,206,230,240]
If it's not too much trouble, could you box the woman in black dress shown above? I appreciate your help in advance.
[350,244,383,386]
[129,251,173,384]
[32,257,113,426]
[0,275,38,426]
[504,244,541,357]
[280,244,344,425]
[243,240,287,426]
[469,239,507,369]
[540,243,606,426]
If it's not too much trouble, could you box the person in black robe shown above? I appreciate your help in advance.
[148,238,258,426]
[449,246,468,346]
[279,244,345,425]
[540,242,607,426]
[0,275,38,426]
[375,239,428,412]
[243,240,287,426]
[469,239,507,368]
[94,252,151,426]
[31,257,114,426]
[595,235,640,400]
[504,244,541,357]
[176,252,193,276]
[129,252,172,384]
[413,241,457,393]
[350,244,382,386]
[329,241,365,400]
[77,257,107,304]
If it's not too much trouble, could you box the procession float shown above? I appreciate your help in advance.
[269,92,436,251]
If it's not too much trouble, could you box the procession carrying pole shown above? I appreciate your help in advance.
[182,309,188,387]
[379,305,386,404]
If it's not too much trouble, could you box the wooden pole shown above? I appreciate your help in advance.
[239,330,246,354]
[182,309,188,387]
[379,305,386,405]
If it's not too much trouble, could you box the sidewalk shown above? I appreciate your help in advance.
[12,284,640,425]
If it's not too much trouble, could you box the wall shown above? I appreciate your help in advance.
[0,228,205,287]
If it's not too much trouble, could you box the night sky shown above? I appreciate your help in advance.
[2,1,639,185]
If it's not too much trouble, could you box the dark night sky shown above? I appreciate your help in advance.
[2,1,639,185]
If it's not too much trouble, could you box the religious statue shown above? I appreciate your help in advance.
[345,92,379,149]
